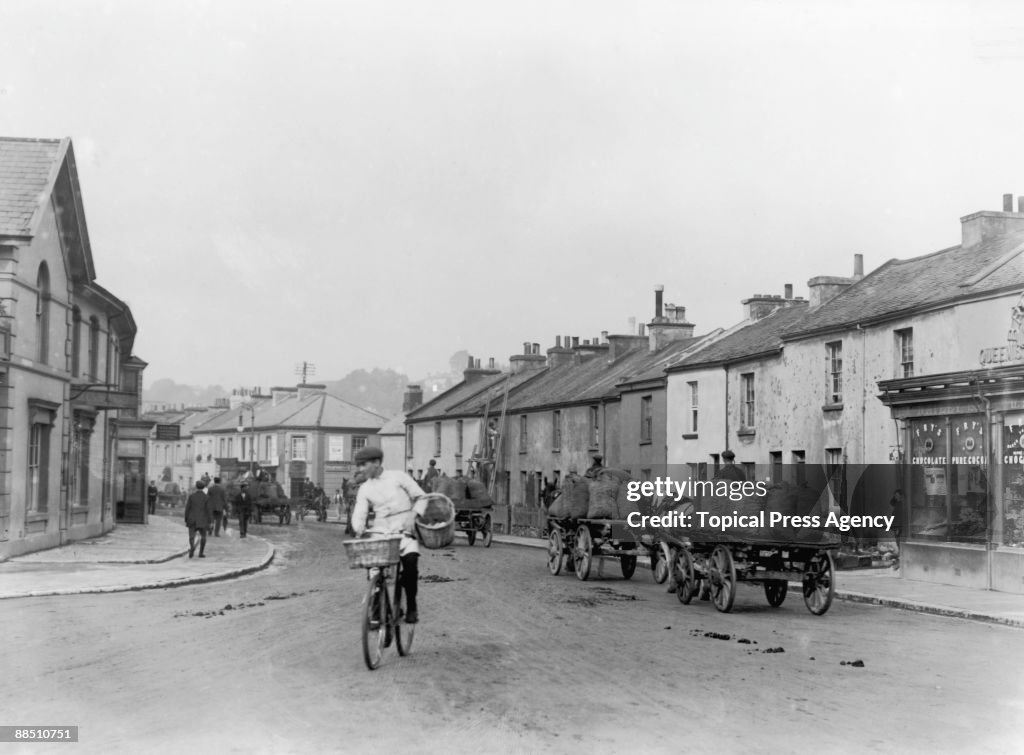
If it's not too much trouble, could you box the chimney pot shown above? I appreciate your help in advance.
[583,339,590,346]
[1018,196,1024,213]
[467,355,474,368]
[532,342,540,355]
[854,253,864,277]
[784,283,793,299]
[555,335,562,348]
[601,330,608,342]
[1005,193,1014,212]
[638,323,645,337]
[655,286,664,318]
[488,357,495,369]
[572,336,579,348]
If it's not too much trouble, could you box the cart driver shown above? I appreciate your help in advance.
[351,446,429,624]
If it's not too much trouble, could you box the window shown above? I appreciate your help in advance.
[291,435,307,460]
[770,451,782,482]
[265,434,277,462]
[434,422,442,457]
[552,410,561,451]
[826,341,843,404]
[406,426,414,458]
[742,462,755,480]
[218,438,226,457]
[88,317,100,380]
[688,381,699,434]
[589,405,600,448]
[792,450,806,485]
[70,416,92,506]
[107,338,120,388]
[227,438,234,458]
[519,415,528,453]
[352,436,367,459]
[826,447,844,503]
[640,395,653,443]
[27,402,56,514]
[71,307,82,377]
[740,373,755,428]
[896,328,914,378]
[456,420,463,455]
[36,262,50,365]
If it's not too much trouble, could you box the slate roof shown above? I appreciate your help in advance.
[666,304,811,371]
[784,231,1024,339]
[193,393,387,434]
[0,137,65,236]
[615,335,712,387]
[502,348,652,412]
[405,372,507,421]
[445,369,547,416]
[378,413,407,436]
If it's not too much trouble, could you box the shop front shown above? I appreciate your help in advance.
[879,364,1023,593]
[114,419,156,524]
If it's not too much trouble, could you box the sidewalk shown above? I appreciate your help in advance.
[491,533,1024,629]
[0,514,274,600]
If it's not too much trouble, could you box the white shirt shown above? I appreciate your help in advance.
[352,470,428,555]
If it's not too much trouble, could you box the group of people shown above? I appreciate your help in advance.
[182,475,261,558]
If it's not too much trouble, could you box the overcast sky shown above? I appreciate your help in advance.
[4,0,1024,389]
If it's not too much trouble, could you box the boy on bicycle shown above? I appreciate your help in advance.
[351,446,428,623]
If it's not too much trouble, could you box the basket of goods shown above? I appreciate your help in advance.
[415,493,456,549]
[342,535,403,569]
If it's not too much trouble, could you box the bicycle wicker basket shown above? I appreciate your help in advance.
[342,535,403,569]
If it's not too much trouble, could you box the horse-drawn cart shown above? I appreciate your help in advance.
[455,507,493,546]
[546,516,653,581]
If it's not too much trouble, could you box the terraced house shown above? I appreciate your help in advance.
[0,136,150,559]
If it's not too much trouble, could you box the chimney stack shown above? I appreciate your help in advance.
[784,283,793,299]
[403,384,424,413]
[464,355,501,382]
[960,194,1024,248]
[547,334,573,368]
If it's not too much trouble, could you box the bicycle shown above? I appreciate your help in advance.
[342,534,415,670]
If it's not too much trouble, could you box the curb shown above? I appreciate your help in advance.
[490,534,1024,630]
[0,538,276,600]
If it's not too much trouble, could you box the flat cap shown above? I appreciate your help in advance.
[722,449,736,460]
[354,446,384,463]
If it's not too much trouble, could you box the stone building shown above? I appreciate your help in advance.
[0,136,149,559]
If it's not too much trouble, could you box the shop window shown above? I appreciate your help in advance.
[895,328,914,378]
[1003,417,1024,547]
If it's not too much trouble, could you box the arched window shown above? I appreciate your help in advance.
[36,263,50,365]
[88,317,100,380]
[71,307,82,377]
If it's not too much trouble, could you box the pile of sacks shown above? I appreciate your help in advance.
[433,475,494,510]
[547,469,653,520]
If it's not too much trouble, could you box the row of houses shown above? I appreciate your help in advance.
[1,137,151,560]
[143,384,388,498]
[394,196,1024,594]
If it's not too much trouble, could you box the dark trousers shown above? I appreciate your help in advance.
[148,498,156,515]
[188,525,207,556]
[399,552,419,614]
[236,506,249,537]
[213,511,225,536]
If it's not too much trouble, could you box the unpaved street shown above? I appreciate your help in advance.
[4,521,1024,754]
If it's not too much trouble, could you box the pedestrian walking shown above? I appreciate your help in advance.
[234,482,253,538]
[147,480,159,515]
[423,459,439,491]
[185,481,212,558]
[207,476,228,536]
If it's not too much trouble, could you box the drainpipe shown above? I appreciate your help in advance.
[723,364,729,463]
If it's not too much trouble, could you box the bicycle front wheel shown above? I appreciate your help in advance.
[395,580,415,657]
[362,572,388,670]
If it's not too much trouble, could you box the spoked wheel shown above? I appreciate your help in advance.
[764,580,788,607]
[395,581,414,657]
[620,554,637,580]
[362,573,388,670]
[708,545,736,613]
[803,550,835,615]
[547,530,564,575]
[674,547,697,604]
[573,526,592,581]
[466,529,476,546]
[482,513,493,547]
[652,542,671,585]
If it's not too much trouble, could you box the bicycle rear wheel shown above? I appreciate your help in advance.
[395,575,415,656]
[362,572,387,670]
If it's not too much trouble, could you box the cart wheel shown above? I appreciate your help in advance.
[652,542,671,585]
[547,530,564,575]
[362,572,388,670]
[573,526,592,581]
[803,550,835,615]
[482,513,493,547]
[764,580,788,607]
[708,545,736,613]
[466,530,476,546]
[674,547,697,604]
[620,555,637,580]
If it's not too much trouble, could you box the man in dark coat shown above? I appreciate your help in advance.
[147,480,159,515]
[185,480,212,558]
[207,476,228,536]
[234,481,254,538]
[715,449,747,482]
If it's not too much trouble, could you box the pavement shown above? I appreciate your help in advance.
[3,515,1024,630]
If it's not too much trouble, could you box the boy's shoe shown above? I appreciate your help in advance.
[404,610,418,624]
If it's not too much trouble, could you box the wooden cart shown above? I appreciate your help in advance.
[546,516,653,581]
[454,507,493,546]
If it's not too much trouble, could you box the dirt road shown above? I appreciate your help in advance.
[3,522,1023,754]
